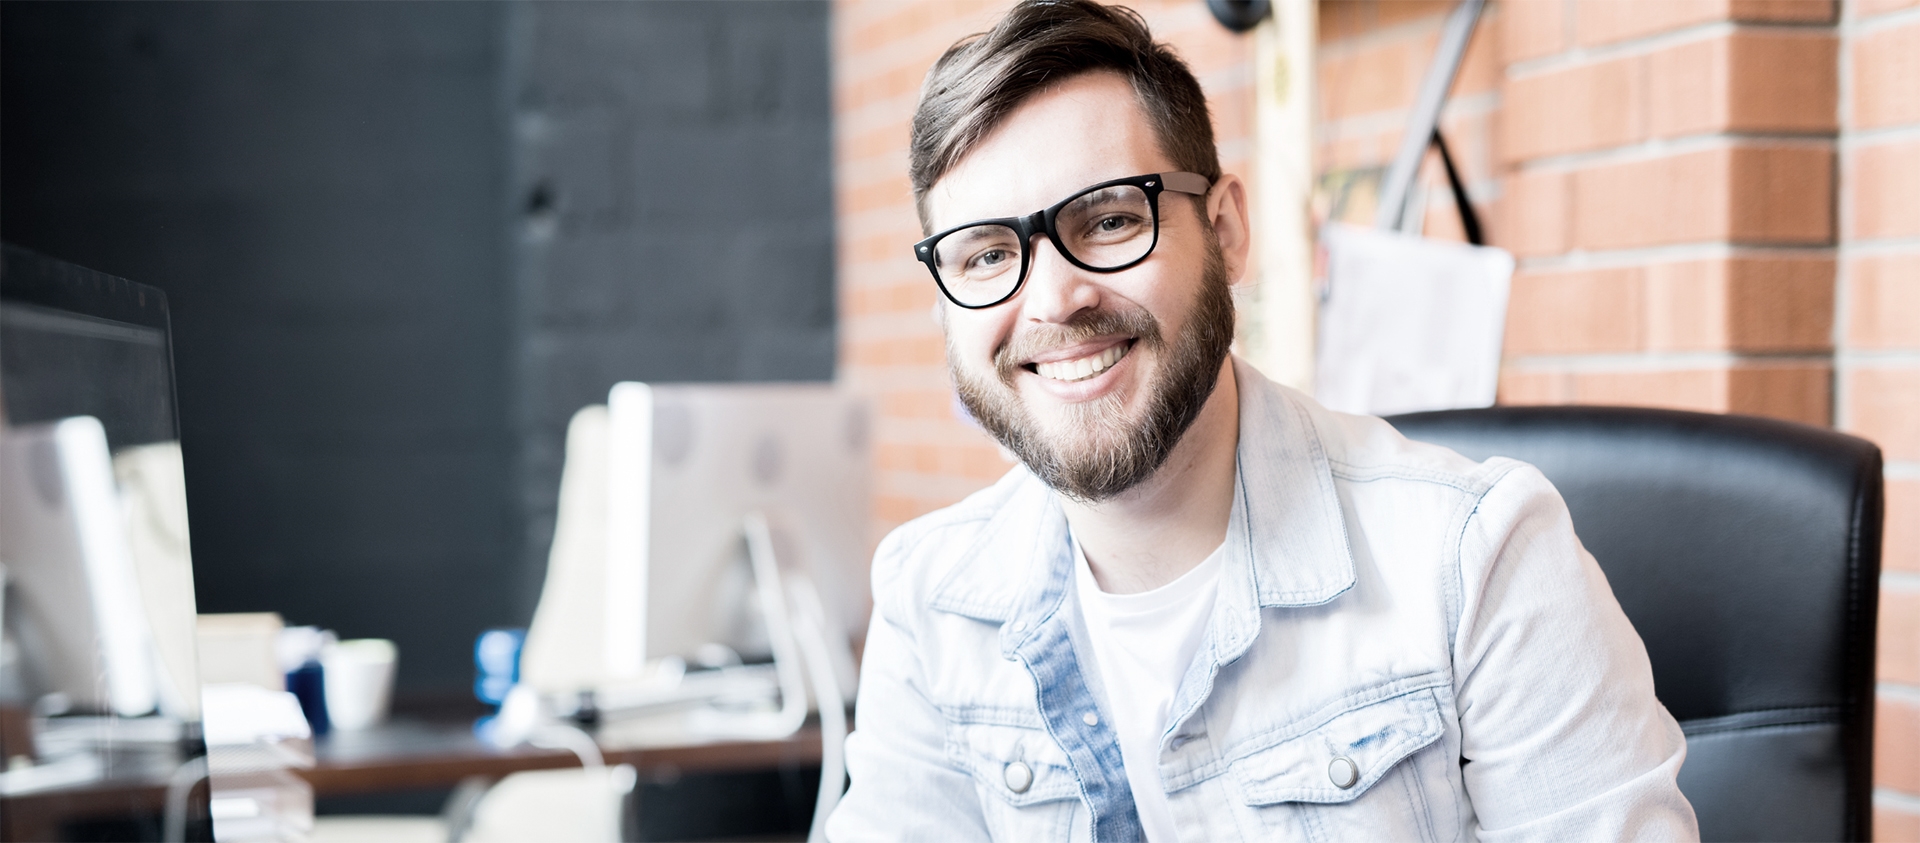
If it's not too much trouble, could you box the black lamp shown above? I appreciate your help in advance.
[1207,0,1271,32]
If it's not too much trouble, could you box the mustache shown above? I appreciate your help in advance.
[992,305,1162,385]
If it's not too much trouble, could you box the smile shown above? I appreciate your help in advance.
[1028,340,1134,383]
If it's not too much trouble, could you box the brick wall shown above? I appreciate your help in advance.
[1844,0,1920,836]
[1314,0,1916,836]
[834,1,1916,834]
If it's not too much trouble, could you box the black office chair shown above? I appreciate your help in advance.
[1386,406,1883,842]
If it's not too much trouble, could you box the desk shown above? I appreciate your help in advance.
[306,718,826,795]
[1,719,827,840]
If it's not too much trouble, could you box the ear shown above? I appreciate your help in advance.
[1204,174,1253,286]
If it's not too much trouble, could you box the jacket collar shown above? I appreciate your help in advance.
[928,357,1356,654]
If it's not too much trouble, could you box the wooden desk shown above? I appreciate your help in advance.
[305,718,826,796]
[1,719,826,840]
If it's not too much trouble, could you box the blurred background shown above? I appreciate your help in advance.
[2,0,1915,839]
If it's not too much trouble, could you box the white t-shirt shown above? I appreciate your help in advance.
[1073,538,1225,843]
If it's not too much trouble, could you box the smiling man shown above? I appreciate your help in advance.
[825,2,1697,841]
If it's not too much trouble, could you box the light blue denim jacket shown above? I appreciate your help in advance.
[826,358,1698,842]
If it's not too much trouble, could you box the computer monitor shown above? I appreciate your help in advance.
[0,243,212,838]
[604,382,870,677]
[518,382,872,703]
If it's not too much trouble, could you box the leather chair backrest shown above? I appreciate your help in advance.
[1387,406,1882,842]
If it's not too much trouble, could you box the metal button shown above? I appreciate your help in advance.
[1081,712,1099,727]
[1004,761,1034,793]
[1328,756,1360,789]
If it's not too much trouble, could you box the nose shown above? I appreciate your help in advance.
[1018,234,1100,324]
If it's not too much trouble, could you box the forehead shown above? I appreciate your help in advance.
[925,71,1171,230]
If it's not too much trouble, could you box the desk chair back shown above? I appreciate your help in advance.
[1387,406,1882,842]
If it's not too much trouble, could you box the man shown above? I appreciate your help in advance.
[826,2,1698,840]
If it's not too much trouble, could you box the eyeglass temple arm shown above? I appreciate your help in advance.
[1159,172,1212,196]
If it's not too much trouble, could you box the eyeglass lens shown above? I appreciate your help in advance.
[931,184,1155,307]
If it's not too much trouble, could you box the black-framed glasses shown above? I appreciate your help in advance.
[913,171,1212,309]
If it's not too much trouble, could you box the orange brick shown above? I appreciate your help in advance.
[1725,259,1835,352]
[1854,141,1920,241]
[1880,695,1920,794]
[1559,365,1828,424]
[1571,368,1728,412]
[1646,32,1838,137]
[1320,33,1426,120]
[844,177,914,216]
[1573,145,1832,249]
[1850,254,1920,350]
[1504,55,1643,160]
[1888,479,1919,575]
[879,389,953,420]
[1317,0,1372,42]
[1876,804,1920,843]
[844,336,947,368]
[1882,589,1920,685]
[1375,0,1453,27]
[1645,258,1834,353]
[1575,0,1728,47]
[1727,0,1836,21]
[1726,363,1830,426]
[1503,0,1570,63]
[1504,267,1646,354]
[1729,145,1834,244]
[1451,16,1501,98]
[1505,169,1572,256]
[1728,33,1838,133]
[1851,19,1920,130]
[1497,369,1575,405]
[1572,150,1728,249]
[1848,367,1920,462]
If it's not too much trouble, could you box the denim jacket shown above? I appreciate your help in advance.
[826,358,1698,842]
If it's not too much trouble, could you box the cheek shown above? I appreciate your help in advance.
[946,314,1012,366]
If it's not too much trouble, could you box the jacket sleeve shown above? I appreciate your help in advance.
[825,531,993,842]
[1452,463,1700,842]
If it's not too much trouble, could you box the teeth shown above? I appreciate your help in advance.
[1034,343,1128,382]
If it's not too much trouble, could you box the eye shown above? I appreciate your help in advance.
[1085,213,1146,240]
[969,248,1011,270]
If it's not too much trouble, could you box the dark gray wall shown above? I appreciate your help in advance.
[0,1,835,698]
[506,2,838,613]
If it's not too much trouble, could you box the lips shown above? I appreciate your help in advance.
[1028,339,1134,382]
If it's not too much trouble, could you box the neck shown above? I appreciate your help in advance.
[1062,358,1240,595]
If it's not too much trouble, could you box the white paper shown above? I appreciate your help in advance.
[1314,223,1514,417]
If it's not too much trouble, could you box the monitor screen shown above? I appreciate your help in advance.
[606,382,871,674]
[0,244,213,841]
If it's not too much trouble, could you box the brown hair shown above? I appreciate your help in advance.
[908,0,1221,230]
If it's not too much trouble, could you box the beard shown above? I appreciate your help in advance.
[949,241,1236,503]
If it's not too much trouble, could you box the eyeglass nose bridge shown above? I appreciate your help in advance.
[1006,204,1119,301]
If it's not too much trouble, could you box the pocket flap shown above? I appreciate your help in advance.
[947,720,1081,807]
[1232,686,1445,806]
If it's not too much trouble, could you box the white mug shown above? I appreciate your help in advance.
[322,638,397,731]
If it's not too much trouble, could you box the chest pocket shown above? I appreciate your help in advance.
[1230,684,1456,843]
[947,718,1082,841]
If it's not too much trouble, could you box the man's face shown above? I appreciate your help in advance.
[924,72,1237,502]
